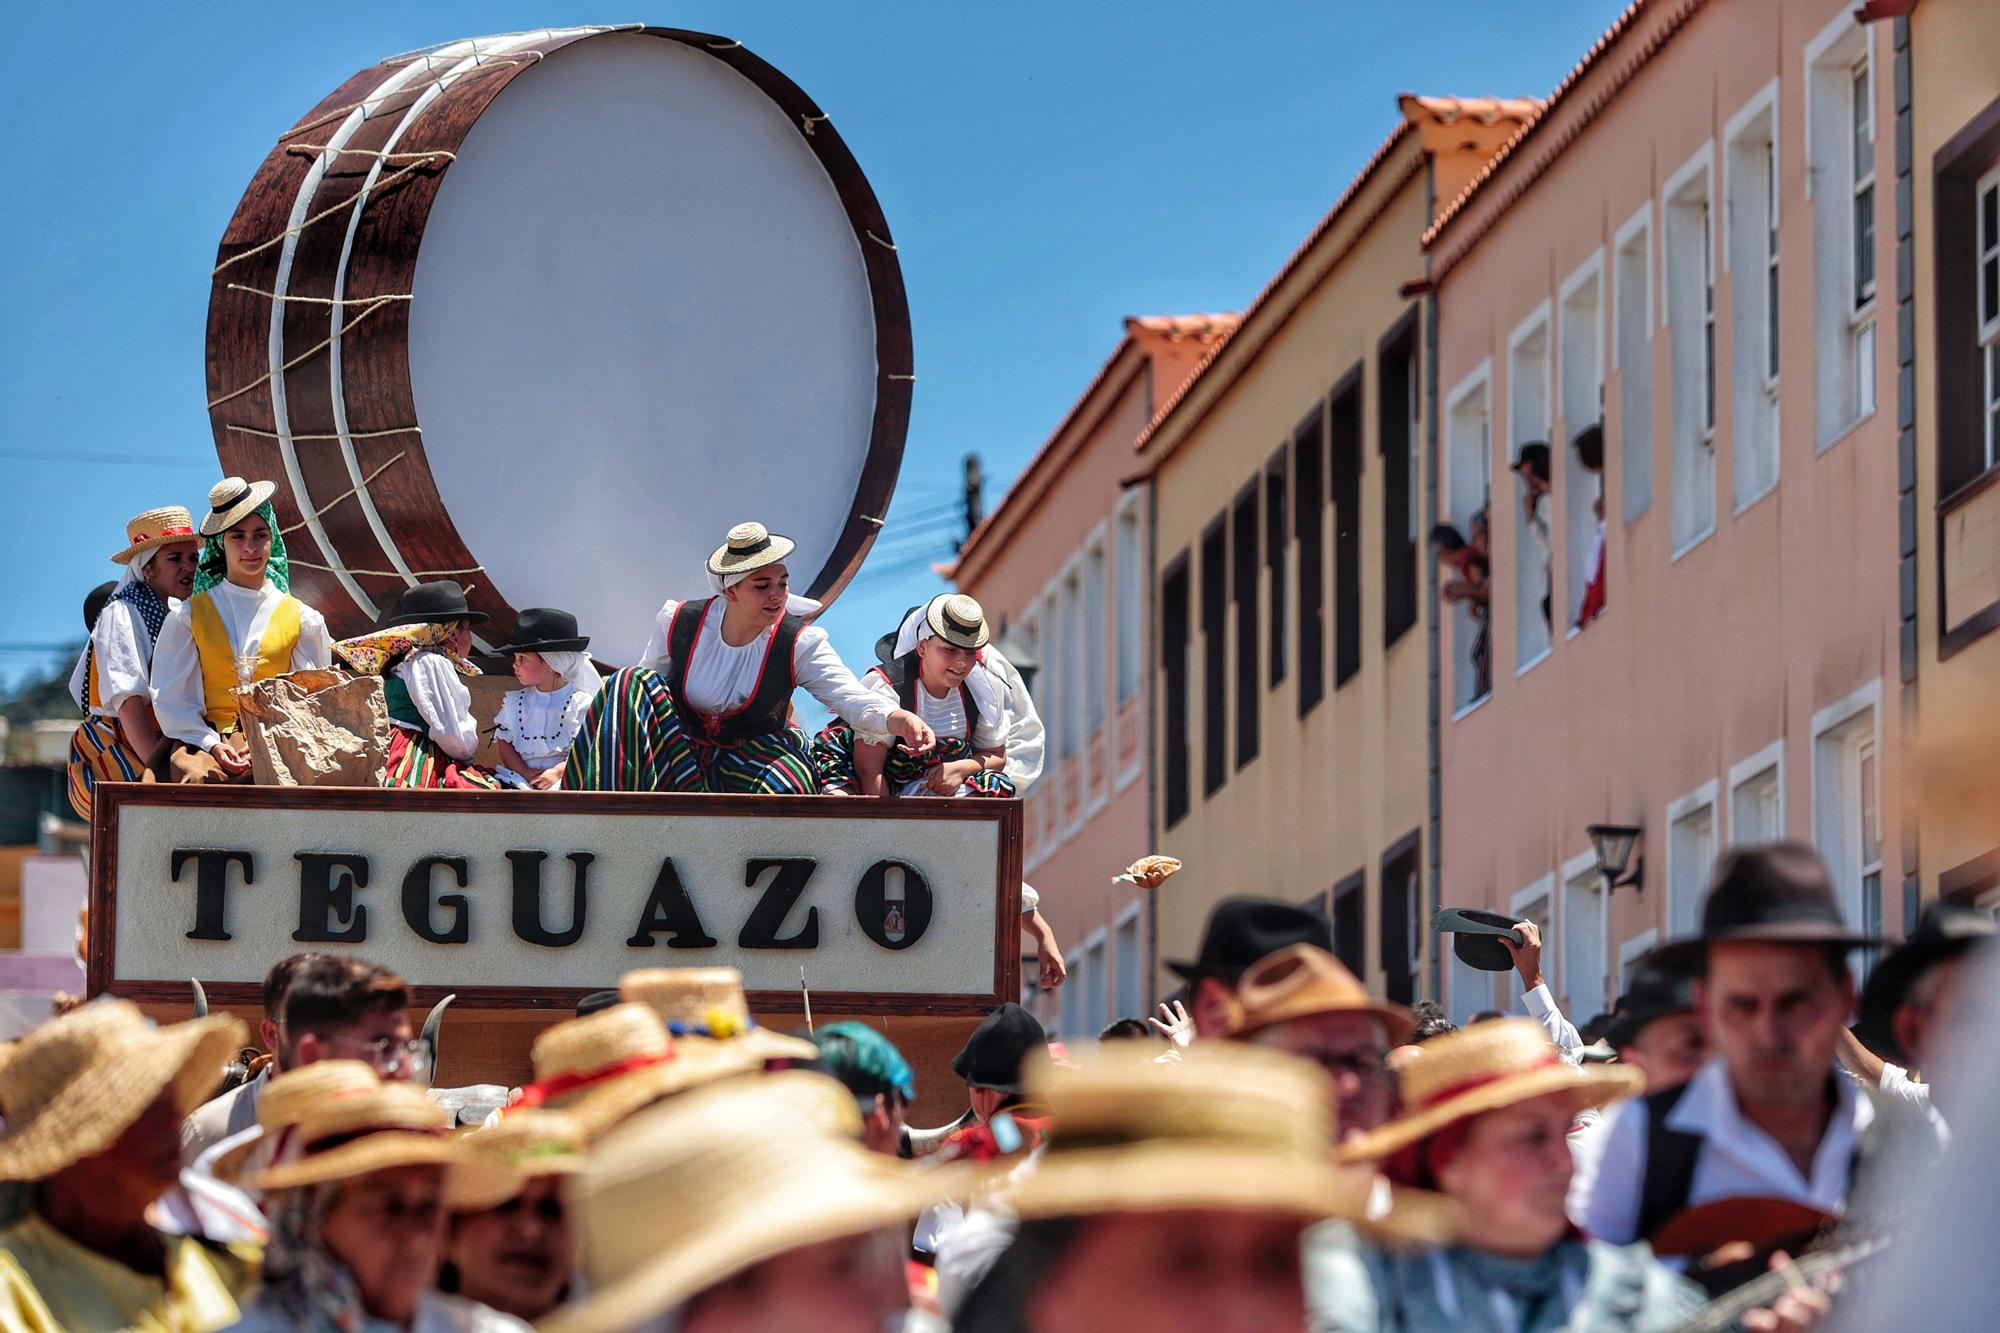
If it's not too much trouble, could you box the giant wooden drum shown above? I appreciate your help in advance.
[205,25,911,663]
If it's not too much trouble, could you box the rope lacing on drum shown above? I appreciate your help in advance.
[864,230,898,252]
[375,25,640,67]
[212,156,451,277]
[284,144,459,166]
[224,424,421,443]
[205,298,401,409]
[226,283,415,308]
[706,38,743,51]
[277,57,542,144]
[800,113,830,136]
[273,453,407,537]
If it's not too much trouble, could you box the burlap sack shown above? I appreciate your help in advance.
[240,669,389,787]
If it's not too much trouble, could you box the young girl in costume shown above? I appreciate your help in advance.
[812,593,1014,798]
[65,506,202,817]
[491,607,601,790]
[333,581,500,790]
[149,478,332,783]
[567,522,936,794]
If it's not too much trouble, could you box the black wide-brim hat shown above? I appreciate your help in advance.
[1602,957,1697,1049]
[384,580,488,629]
[1430,908,1526,973]
[951,1002,1047,1095]
[1650,841,1877,974]
[495,607,590,655]
[1853,902,1997,1062]
[1165,897,1334,985]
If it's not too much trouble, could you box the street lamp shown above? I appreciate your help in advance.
[1586,823,1644,893]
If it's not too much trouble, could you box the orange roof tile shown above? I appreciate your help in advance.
[1399,94,1544,128]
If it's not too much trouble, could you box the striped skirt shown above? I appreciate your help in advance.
[66,716,150,820]
[568,667,820,795]
[810,723,1015,798]
[384,728,501,790]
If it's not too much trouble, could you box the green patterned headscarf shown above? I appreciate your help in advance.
[190,501,290,596]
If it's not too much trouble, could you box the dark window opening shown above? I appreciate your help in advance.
[1379,832,1421,1005]
[1232,481,1260,769]
[1295,408,1326,715]
[1330,369,1364,688]
[1266,445,1288,689]
[1332,870,1366,978]
[1161,554,1191,828]
[1200,514,1228,797]
[1379,312,1420,648]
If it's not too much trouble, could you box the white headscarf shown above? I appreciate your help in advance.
[534,650,604,701]
[891,598,1001,721]
[72,548,166,710]
[706,567,823,619]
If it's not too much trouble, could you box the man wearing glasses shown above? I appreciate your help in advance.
[181,953,418,1166]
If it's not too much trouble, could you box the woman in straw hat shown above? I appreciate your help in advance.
[950,1042,1456,1333]
[1309,1017,1706,1332]
[226,1073,523,1333]
[0,999,251,1332]
[567,521,936,792]
[150,478,331,784]
[812,593,1017,798]
[63,505,204,819]
[541,1071,941,1333]
[505,1000,745,1141]
[438,1111,584,1324]
[332,582,500,789]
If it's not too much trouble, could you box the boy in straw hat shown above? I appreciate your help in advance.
[229,1070,523,1333]
[149,477,331,784]
[63,504,202,819]
[0,999,251,1331]
[542,1071,943,1333]
[949,1043,1456,1333]
[441,1110,586,1325]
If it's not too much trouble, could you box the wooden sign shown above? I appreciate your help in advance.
[89,785,1020,1015]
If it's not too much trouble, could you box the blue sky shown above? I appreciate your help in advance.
[0,1,1624,692]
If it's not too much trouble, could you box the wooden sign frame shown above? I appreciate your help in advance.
[89,784,1021,1016]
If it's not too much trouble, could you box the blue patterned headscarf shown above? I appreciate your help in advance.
[190,501,290,596]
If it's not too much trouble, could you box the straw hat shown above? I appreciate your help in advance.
[543,1075,944,1333]
[1337,1018,1642,1163]
[211,1059,382,1180]
[619,967,819,1066]
[514,1002,744,1140]
[109,505,198,564]
[1228,944,1417,1046]
[706,522,795,577]
[0,1000,245,1181]
[925,593,991,650]
[199,477,278,536]
[247,1080,518,1208]
[452,1108,589,1212]
[990,1042,1457,1243]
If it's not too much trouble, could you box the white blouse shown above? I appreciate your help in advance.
[69,598,174,718]
[150,581,332,752]
[861,669,1006,750]
[983,646,1044,793]
[392,652,482,761]
[638,599,892,742]
[494,683,590,768]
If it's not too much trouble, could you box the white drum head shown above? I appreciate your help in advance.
[407,34,880,662]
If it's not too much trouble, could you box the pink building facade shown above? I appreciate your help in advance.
[950,316,1236,1038]
[1432,0,1907,1026]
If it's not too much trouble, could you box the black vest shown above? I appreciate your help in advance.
[876,653,982,746]
[665,597,803,746]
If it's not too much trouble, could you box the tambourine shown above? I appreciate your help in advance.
[206,26,911,663]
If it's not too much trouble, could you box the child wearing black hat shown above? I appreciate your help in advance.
[491,608,602,791]
[331,581,499,789]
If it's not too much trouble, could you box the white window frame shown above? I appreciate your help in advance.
[1726,738,1788,845]
[1511,874,1556,994]
[1663,143,1719,557]
[1613,204,1656,523]
[1509,301,1556,675]
[1806,15,1879,449]
[1560,848,1610,1020]
[1558,252,1607,635]
[1112,490,1147,792]
[1113,899,1145,1019]
[1665,778,1721,938]
[1619,928,1661,992]
[1978,166,2000,473]
[1724,81,1783,514]
[1075,925,1110,1040]
[1445,359,1494,716]
[1083,522,1109,740]
[1811,679,1883,948]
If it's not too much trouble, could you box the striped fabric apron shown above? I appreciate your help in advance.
[568,666,819,794]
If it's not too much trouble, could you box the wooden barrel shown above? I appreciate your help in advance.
[205,26,911,663]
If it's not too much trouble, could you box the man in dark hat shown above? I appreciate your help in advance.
[950,1002,1048,1126]
[1580,843,1941,1245]
[1166,897,1335,1038]
[1838,901,1994,1122]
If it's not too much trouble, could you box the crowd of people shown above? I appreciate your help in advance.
[0,837,1982,1329]
[65,482,1045,810]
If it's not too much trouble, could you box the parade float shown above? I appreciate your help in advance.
[88,25,1019,1115]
